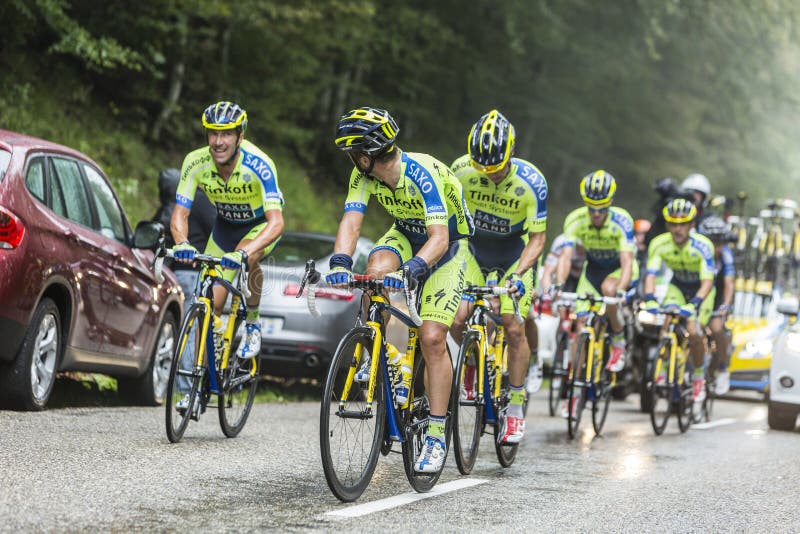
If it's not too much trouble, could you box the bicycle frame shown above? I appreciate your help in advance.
[466,295,506,424]
[567,295,618,399]
[654,313,689,399]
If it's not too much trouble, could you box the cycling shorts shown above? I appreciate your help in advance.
[575,260,639,314]
[662,284,716,327]
[204,220,278,283]
[462,252,535,318]
[371,227,467,326]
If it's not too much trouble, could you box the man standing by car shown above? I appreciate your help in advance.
[449,109,548,444]
[171,101,285,360]
[326,107,473,473]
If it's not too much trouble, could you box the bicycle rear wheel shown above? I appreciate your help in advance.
[567,334,589,439]
[452,332,483,475]
[165,304,206,443]
[649,341,672,436]
[591,340,612,435]
[548,331,569,417]
[218,353,259,437]
[320,328,385,502]
[403,346,452,492]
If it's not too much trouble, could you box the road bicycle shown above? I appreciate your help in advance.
[561,292,621,439]
[154,246,259,443]
[694,309,731,423]
[299,261,452,502]
[648,307,694,435]
[452,284,524,475]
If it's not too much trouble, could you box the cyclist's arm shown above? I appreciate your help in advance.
[696,278,714,302]
[618,250,634,292]
[242,208,284,257]
[515,231,546,277]
[332,210,364,257]
[723,275,735,307]
[416,223,448,266]
[644,237,663,296]
[555,245,574,286]
[541,253,558,293]
[171,204,191,245]
[644,273,657,295]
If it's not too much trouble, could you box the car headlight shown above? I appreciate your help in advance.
[740,339,773,358]
[782,332,800,354]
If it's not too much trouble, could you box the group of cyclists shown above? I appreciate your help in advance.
[169,100,737,476]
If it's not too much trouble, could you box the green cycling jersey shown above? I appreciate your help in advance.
[176,139,284,224]
[343,150,474,245]
[646,231,715,292]
[562,206,635,267]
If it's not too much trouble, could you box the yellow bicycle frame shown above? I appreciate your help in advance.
[654,317,688,385]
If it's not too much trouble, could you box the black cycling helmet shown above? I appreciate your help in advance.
[698,215,730,242]
[468,109,515,173]
[654,177,678,198]
[334,107,400,156]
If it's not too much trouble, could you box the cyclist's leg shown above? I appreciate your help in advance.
[450,249,483,346]
[499,261,534,388]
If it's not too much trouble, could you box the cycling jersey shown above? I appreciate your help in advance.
[344,151,474,246]
[646,232,715,296]
[562,206,635,267]
[451,155,547,269]
[176,139,284,224]
[713,244,735,309]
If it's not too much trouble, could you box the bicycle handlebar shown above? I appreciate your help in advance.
[463,285,524,324]
[153,244,251,299]
[298,261,423,326]
[556,291,621,306]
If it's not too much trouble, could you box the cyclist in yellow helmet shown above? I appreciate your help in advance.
[327,106,473,473]
[644,198,716,406]
[554,170,638,380]
[172,101,285,361]
[450,109,548,444]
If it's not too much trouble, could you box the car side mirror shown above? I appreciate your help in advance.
[777,296,800,317]
[133,221,164,250]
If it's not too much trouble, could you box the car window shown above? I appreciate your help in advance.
[51,157,93,228]
[83,164,126,242]
[0,149,11,182]
[267,235,334,266]
[50,169,68,218]
[25,158,46,203]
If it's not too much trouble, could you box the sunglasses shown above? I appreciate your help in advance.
[469,159,508,175]
[588,207,609,214]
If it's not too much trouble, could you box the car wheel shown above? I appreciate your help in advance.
[0,298,61,411]
[767,402,798,431]
[119,311,176,406]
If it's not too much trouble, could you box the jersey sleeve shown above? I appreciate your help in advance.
[646,236,665,275]
[524,173,548,234]
[175,152,200,209]
[698,239,716,281]
[721,246,735,277]
[562,210,581,248]
[242,144,284,212]
[413,159,448,228]
[343,169,370,214]
[611,209,635,253]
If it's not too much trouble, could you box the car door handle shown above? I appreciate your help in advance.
[65,231,80,245]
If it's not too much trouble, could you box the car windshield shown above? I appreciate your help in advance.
[266,234,333,266]
[0,149,10,182]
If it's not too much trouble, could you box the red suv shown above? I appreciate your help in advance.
[0,130,183,410]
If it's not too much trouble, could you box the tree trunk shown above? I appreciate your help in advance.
[150,13,188,141]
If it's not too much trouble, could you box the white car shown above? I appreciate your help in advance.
[768,296,800,431]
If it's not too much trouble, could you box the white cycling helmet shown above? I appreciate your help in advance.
[681,173,711,196]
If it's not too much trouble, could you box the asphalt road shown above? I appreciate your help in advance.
[2,390,799,532]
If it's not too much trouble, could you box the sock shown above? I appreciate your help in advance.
[427,415,446,441]
[246,309,259,324]
[508,385,525,418]
[612,330,625,346]
[693,367,705,380]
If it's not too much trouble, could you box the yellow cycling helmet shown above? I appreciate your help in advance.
[334,107,399,156]
[663,198,697,224]
[201,101,248,132]
[468,109,515,173]
[580,170,617,208]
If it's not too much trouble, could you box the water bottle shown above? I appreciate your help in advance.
[387,342,411,406]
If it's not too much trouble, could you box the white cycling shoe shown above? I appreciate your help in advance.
[414,436,446,473]
[527,360,543,395]
[238,323,262,359]
[714,371,730,396]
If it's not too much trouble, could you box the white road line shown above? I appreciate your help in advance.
[692,417,736,430]
[325,478,488,519]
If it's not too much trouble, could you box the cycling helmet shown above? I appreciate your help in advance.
[663,198,697,224]
[698,215,730,242]
[334,107,399,156]
[681,173,711,197]
[634,219,652,233]
[468,109,515,173]
[579,170,617,208]
[201,101,248,132]
[653,177,678,198]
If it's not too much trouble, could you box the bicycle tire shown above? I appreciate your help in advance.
[320,327,385,502]
[452,331,483,475]
[676,379,693,433]
[567,334,589,439]
[649,340,672,436]
[403,343,452,492]
[548,331,569,417]
[591,338,612,435]
[165,304,206,443]
[218,355,259,437]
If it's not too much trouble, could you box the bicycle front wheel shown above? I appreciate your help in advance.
[676,378,693,433]
[649,341,672,436]
[218,354,259,437]
[320,328,385,502]
[591,339,612,435]
[548,331,569,417]
[452,332,483,475]
[165,304,206,443]
[567,334,589,439]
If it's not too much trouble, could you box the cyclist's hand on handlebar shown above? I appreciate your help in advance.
[548,283,563,299]
[383,256,427,293]
[383,270,405,292]
[644,293,659,314]
[615,289,628,305]
[678,303,696,318]
[221,249,246,270]
[716,304,731,316]
[325,266,352,287]
[172,241,197,263]
[505,272,525,296]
